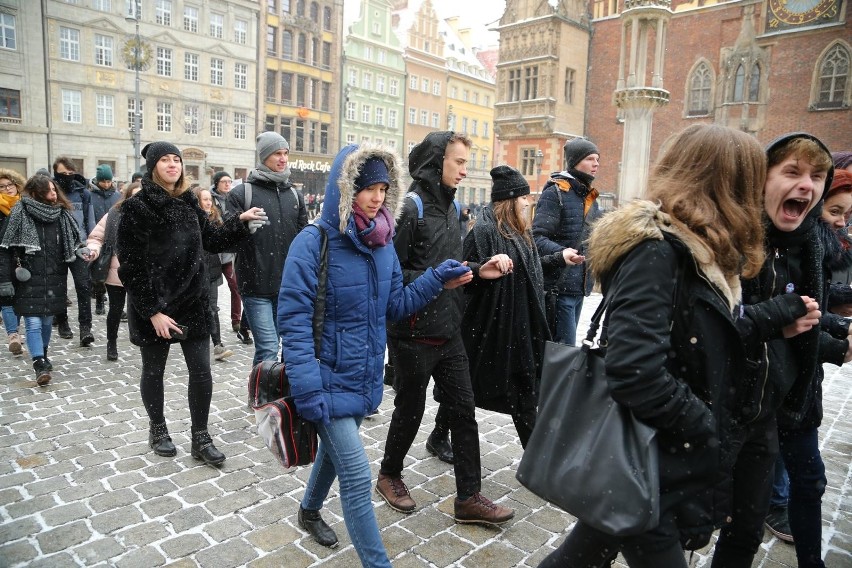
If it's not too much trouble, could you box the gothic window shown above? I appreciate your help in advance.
[813,43,850,110]
[687,62,713,116]
[730,62,760,103]
[732,64,745,102]
[748,64,760,102]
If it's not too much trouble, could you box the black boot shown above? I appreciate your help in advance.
[298,506,339,548]
[191,429,226,466]
[57,317,73,339]
[149,421,177,457]
[80,325,94,347]
[106,340,118,361]
[33,357,51,386]
[95,296,105,315]
[426,432,454,464]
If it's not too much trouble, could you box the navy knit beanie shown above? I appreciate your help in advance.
[354,158,390,192]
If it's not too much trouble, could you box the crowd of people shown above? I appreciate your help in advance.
[0,127,849,568]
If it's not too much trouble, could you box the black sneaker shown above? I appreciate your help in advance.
[236,329,253,345]
[57,319,73,339]
[765,505,794,544]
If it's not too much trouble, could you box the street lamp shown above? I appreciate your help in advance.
[125,3,141,173]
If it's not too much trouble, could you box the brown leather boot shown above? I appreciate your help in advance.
[375,473,416,513]
[454,493,514,526]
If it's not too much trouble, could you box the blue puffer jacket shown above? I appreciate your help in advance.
[278,145,444,418]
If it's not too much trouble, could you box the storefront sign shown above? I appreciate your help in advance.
[289,158,332,174]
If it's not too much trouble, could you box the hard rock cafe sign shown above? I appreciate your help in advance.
[289,157,332,174]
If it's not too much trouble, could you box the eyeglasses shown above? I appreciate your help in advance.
[0,183,17,191]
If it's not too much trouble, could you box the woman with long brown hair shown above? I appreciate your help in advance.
[116,142,266,465]
[0,174,87,385]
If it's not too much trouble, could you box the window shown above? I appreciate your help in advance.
[184,105,199,134]
[209,13,224,39]
[388,109,397,129]
[483,122,489,137]
[472,92,478,105]
[387,139,396,150]
[389,78,399,97]
[296,76,307,106]
[265,115,275,132]
[450,86,457,98]
[409,75,418,90]
[294,119,304,151]
[422,78,429,93]
[156,0,172,26]
[816,44,850,109]
[184,53,198,81]
[731,63,760,103]
[687,63,712,116]
[525,66,539,99]
[156,47,172,76]
[564,67,576,104]
[281,72,293,103]
[346,133,356,144]
[408,107,416,124]
[323,6,332,31]
[470,152,477,169]
[732,64,744,102]
[372,21,381,35]
[210,109,224,137]
[348,69,357,86]
[322,42,331,68]
[282,31,293,60]
[365,46,372,60]
[363,72,372,90]
[96,94,114,126]
[266,70,277,101]
[127,98,143,130]
[420,110,428,126]
[126,0,138,17]
[748,64,760,102]
[375,106,384,126]
[346,101,356,121]
[184,6,199,32]
[521,148,536,176]
[282,0,291,13]
[280,117,291,142]
[157,101,172,132]
[60,27,80,61]
[267,25,277,55]
[235,63,247,89]
[93,0,112,10]
[471,119,478,136]
[320,124,329,154]
[376,75,386,94]
[310,1,319,22]
[484,95,490,106]
[378,50,386,64]
[0,13,15,50]
[311,38,319,65]
[321,82,330,111]
[61,89,82,123]
[0,88,21,120]
[297,33,306,63]
[210,58,224,86]
[508,69,521,102]
[267,0,276,13]
[235,19,247,44]
[234,112,247,139]
[462,90,469,102]
[431,112,439,128]
[362,103,371,123]
[94,35,113,67]
[461,117,468,132]
[433,80,441,96]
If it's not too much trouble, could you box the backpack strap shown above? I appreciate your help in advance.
[243,182,252,210]
[406,191,461,222]
[453,199,461,220]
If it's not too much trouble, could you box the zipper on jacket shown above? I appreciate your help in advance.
[746,248,780,423]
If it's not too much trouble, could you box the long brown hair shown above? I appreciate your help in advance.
[492,198,533,246]
[24,175,72,209]
[151,159,189,196]
[192,187,222,225]
[114,181,141,210]
[647,124,766,278]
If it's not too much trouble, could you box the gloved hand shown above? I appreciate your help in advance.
[432,259,471,283]
[0,281,14,298]
[75,247,92,260]
[247,210,269,234]
[294,392,330,425]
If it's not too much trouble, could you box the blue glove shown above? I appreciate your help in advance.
[295,392,330,425]
[432,259,470,283]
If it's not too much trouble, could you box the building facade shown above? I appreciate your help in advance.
[260,0,343,196]
[341,0,406,153]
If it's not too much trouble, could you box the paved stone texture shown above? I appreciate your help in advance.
[1,287,851,567]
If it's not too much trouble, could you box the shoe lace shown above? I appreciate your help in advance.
[470,493,496,510]
[389,476,410,497]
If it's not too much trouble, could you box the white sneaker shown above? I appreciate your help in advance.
[213,344,233,361]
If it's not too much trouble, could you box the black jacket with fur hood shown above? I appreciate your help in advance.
[116,178,249,346]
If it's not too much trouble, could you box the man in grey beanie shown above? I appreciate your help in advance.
[227,132,307,365]
[532,137,602,346]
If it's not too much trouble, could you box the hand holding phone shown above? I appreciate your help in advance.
[171,324,189,340]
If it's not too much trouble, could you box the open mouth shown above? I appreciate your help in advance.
[782,198,809,218]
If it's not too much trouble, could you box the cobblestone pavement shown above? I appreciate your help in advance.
[1,288,851,567]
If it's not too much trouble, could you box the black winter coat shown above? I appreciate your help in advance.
[226,177,307,298]
[116,179,249,346]
[0,217,69,316]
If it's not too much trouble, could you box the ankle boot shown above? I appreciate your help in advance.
[149,421,177,457]
[191,429,226,466]
[33,357,51,386]
[80,325,94,347]
[298,506,339,548]
[106,340,118,361]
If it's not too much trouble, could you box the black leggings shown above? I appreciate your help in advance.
[139,337,212,431]
[105,285,126,343]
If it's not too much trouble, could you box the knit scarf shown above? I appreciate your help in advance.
[0,197,83,262]
[352,202,393,248]
[0,193,20,217]
[247,163,291,187]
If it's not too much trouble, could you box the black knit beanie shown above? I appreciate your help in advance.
[141,141,182,175]
[490,165,530,202]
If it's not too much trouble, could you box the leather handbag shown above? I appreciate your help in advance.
[88,245,112,285]
[516,298,660,536]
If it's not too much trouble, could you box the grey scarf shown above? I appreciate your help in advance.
[247,163,291,186]
[0,197,83,262]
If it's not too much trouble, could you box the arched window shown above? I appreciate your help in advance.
[323,6,332,31]
[687,62,712,116]
[281,30,293,60]
[297,33,306,63]
[732,64,745,102]
[748,63,760,102]
[816,44,850,109]
[310,2,319,22]
[296,0,305,17]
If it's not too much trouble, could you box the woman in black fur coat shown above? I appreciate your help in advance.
[116,142,266,465]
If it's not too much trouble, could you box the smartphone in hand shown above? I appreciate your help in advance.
[171,324,189,340]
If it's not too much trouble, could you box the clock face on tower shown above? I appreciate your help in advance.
[766,0,842,30]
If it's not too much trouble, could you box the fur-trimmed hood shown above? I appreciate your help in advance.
[588,200,741,311]
[323,144,403,234]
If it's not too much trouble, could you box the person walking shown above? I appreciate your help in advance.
[52,157,96,344]
[532,138,602,346]
[86,181,141,361]
[0,168,25,355]
[0,175,89,385]
[227,132,308,366]
[377,131,515,526]
[88,164,121,316]
[461,166,583,448]
[116,142,266,465]
[280,144,467,566]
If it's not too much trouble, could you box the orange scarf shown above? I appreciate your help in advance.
[0,193,20,217]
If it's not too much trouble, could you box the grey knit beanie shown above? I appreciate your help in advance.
[256,131,290,164]
[563,138,600,171]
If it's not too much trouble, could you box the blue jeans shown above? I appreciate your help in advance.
[242,295,279,366]
[24,316,53,359]
[770,454,789,507]
[554,294,585,346]
[2,306,19,335]
[779,427,826,568]
[302,416,391,568]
